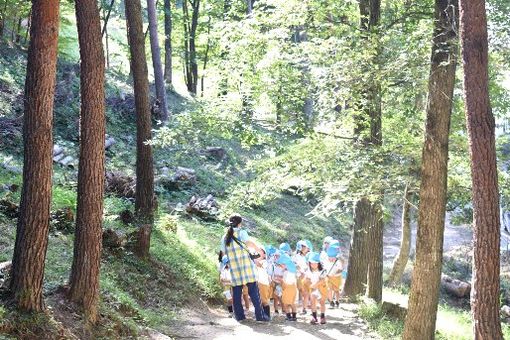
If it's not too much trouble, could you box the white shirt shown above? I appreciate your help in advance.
[220,267,232,286]
[257,260,270,285]
[283,270,297,285]
[293,253,308,273]
[324,258,343,277]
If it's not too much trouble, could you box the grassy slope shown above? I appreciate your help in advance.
[0,43,345,338]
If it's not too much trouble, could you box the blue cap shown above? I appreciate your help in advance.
[279,242,291,254]
[296,240,307,251]
[221,255,229,266]
[308,252,321,264]
[264,245,277,257]
[327,245,340,258]
[305,239,313,252]
[276,253,297,273]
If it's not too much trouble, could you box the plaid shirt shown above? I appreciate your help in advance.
[222,229,257,286]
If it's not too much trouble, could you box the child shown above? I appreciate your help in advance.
[256,247,272,319]
[293,240,311,314]
[307,252,328,324]
[320,236,333,265]
[219,255,234,316]
[277,253,298,321]
[324,241,343,308]
[269,250,284,315]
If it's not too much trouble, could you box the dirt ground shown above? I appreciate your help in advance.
[153,301,378,340]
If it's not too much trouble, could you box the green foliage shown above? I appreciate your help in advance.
[359,300,404,339]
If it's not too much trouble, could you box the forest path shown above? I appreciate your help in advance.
[154,301,378,340]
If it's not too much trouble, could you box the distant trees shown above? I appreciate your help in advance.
[68,0,106,324]
[125,0,156,258]
[9,1,60,312]
[182,0,200,94]
[402,0,459,338]
[164,0,173,85]
[147,0,169,122]
[459,0,503,338]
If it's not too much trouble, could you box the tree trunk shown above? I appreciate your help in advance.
[246,0,253,15]
[345,0,383,300]
[15,16,21,43]
[182,0,191,92]
[388,185,412,286]
[147,0,169,122]
[9,0,59,312]
[200,16,211,97]
[402,1,459,339]
[23,9,31,45]
[343,197,371,297]
[68,0,106,325]
[367,200,383,302]
[459,1,503,338]
[125,0,155,259]
[189,0,199,95]
[164,0,172,84]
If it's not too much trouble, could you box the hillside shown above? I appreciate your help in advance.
[0,42,349,339]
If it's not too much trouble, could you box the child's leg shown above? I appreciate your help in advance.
[320,298,327,324]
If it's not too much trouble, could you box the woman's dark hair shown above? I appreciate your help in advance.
[218,250,224,263]
[225,215,243,246]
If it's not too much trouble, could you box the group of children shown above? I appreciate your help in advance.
[218,236,346,325]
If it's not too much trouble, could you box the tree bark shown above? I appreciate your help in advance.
[459,1,503,338]
[125,0,155,259]
[388,185,412,286]
[200,16,212,97]
[402,1,459,339]
[345,0,383,301]
[9,0,59,312]
[343,197,371,297]
[68,0,106,325]
[367,200,383,302]
[164,0,172,84]
[147,0,169,122]
[182,0,199,95]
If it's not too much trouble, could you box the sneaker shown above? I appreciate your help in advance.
[301,309,307,315]
[310,317,318,324]
[335,300,340,307]
[329,300,335,308]
[320,316,326,324]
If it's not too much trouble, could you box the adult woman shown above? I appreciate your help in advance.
[221,215,269,322]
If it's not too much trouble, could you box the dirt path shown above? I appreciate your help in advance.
[155,302,378,340]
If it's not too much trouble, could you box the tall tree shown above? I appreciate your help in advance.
[182,0,200,94]
[343,0,383,301]
[9,0,59,312]
[164,0,172,84]
[388,184,413,286]
[147,0,169,122]
[402,0,459,338]
[459,0,503,338]
[68,0,106,324]
[125,0,156,258]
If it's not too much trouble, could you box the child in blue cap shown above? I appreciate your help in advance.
[306,252,328,324]
[277,253,298,321]
[324,240,344,308]
[293,240,311,315]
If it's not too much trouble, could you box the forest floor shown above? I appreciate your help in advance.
[156,300,377,340]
